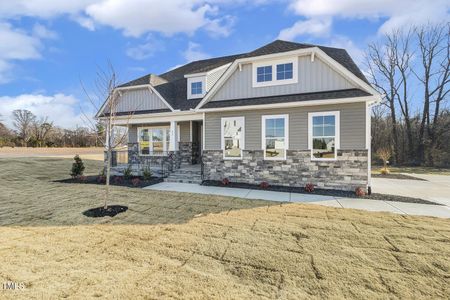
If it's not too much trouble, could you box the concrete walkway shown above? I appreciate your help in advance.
[145,182,450,218]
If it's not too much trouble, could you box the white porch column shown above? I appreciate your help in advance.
[169,121,178,151]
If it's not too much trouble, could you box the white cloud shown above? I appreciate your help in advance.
[0,93,90,129]
[329,35,365,65]
[277,18,331,40]
[286,0,449,34]
[0,23,42,83]
[183,42,211,62]
[126,36,164,60]
[32,23,58,39]
[84,0,229,37]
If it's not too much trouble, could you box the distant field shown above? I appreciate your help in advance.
[0,147,104,160]
[0,157,449,299]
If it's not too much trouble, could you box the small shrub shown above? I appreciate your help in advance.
[70,155,85,178]
[260,181,270,189]
[355,187,366,197]
[380,168,390,175]
[305,183,315,193]
[96,175,106,184]
[221,178,230,186]
[113,176,124,185]
[376,148,391,174]
[142,166,152,181]
[131,178,141,187]
[123,165,132,180]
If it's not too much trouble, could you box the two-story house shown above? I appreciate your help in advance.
[96,40,381,191]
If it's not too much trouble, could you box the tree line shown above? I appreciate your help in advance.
[367,23,449,167]
[0,109,104,148]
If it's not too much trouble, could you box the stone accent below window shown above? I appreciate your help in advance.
[202,149,368,191]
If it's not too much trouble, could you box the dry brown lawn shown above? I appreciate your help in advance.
[0,158,449,299]
[0,147,104,160]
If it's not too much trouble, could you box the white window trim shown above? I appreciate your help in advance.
[261,114,289,160]
[308,111,340,161]
[252,57,298,88]
[137,126,170,156]
[221,116,245,160]
[187,76,206,99]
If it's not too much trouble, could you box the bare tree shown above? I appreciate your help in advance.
[366,34,402,163]
[80,63,136,209]
[12,109,36,146]
[414,23,450,165]
[32,117,53,147]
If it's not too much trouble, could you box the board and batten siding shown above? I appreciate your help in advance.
[204,102,366,150]
[211,56,356,102]
[115,88,169,113]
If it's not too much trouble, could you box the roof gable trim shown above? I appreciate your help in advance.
[195,47,379,110]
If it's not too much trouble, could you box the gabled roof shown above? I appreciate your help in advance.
[112,40,371,113]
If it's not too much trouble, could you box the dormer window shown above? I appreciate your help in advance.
[252,57,298,87]
[186,76,206,99]
[191,82,203,95]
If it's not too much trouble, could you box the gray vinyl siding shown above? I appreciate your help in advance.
[116,88,169,113]
[204,102,366,150]
[206,65,228,90]
[211,56,355,102]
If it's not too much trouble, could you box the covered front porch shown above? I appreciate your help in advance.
[109,111,203,179]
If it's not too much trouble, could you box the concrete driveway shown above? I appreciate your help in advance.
[372,174,450,207]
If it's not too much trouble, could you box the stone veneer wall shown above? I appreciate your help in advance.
[127,143,180,172]
[179,142,193,165]
[202,150,368,191]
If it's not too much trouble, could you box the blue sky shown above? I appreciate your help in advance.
[0,0,448,128]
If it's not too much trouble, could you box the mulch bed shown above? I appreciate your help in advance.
[202,180,441,206]
[83,205,128,218]
[372,173,427,181]
[56,175,163,188]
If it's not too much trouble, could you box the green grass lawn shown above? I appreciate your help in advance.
[372,165,450,175]
[0,157,449,299]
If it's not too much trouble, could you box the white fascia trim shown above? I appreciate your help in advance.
[197,95,378,113]
[308,111,340,161]
[115,84,151,91]
[147,85,175,111]
[261,114,289,161]
[102,111,204,125]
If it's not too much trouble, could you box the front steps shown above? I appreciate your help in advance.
[164,164,202,184]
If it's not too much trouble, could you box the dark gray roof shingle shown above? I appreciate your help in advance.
[202,89,371,109]
[117,40,371,111]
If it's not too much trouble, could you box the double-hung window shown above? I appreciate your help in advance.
[138,127,170,156]
[221,117,245,159]
[262,115,288,160]
[308,111,340,160]
[191,82,202,95]
[256,66,272,82]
